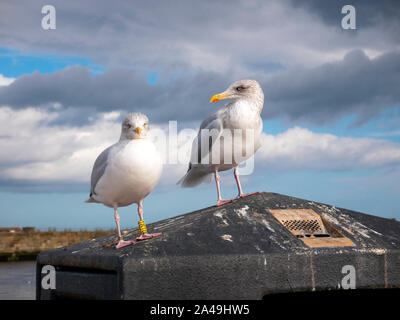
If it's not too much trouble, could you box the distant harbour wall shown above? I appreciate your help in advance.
[0,230,113,262]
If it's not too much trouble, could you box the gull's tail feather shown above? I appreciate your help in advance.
[85,196,99,203]
[177,167,212,188]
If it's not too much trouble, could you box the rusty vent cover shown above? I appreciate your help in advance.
[269,209,354,248]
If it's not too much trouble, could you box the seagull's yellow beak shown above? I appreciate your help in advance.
[210,92,229,103]
[134,127,142,134]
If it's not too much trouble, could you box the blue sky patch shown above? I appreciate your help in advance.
[0,47,104,77]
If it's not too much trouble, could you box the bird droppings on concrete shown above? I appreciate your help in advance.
[337,214,376,238]
[235,205,250,218]
[320,207,385,242]
[355,222,383,236]
[261,219,275,232]
[269,235,286,250]
[235,205,257,226]
[214,210,229,225]
[354,248,387,255]
[254,245,264,253]
[321,213,340,225]
[312,202,342,215]
[221,234,233,242]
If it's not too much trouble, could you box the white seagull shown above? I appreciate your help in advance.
[86,112,163,249]
[178,79,264,206]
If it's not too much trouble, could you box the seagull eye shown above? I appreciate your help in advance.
[144,123,148,127]
[126,123,132,129]
[236,86,245,92]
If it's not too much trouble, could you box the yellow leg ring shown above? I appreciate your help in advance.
[138,220,147,235]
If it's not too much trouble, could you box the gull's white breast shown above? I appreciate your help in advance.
[94,139,162,207]
[215,100,262,171]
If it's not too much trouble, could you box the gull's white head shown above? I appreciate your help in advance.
[120,112,150,140]
[210,79,264,108]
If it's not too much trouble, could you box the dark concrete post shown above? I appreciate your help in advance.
[36,192,400,299]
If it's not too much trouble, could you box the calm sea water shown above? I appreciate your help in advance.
[0,261,36,300]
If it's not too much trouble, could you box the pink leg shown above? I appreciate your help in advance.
[234,167,258,198]
[136,200,162,241]
[214,169,235,206]
[114,206,134,249]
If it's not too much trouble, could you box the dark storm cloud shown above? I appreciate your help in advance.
[263,49,400,124]
[292,0,400,33]
[1,49,399,125]
[0,66,232,123]
[0,67,151,109]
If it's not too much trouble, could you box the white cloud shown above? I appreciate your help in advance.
[257,127,400,171]
[0,74,15,86]
[1,108,399,189]
[0,107,120,182]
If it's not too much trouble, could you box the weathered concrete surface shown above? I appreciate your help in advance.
[36,192,400,300]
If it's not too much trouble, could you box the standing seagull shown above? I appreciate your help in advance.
[86,112,163,249]
[178,80,264,206]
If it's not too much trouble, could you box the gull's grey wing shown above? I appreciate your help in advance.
[177,109,226,187]
[89,145,113,197]
[191,110,224,165]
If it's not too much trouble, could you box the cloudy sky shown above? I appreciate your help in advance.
[0,0,399,229]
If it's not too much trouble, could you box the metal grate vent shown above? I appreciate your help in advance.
[269,209,354,248]
[282,219,322,233]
